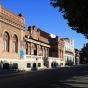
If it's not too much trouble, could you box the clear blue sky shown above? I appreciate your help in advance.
[0,0,87,50]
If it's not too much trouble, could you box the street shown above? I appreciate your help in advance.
[0,65,88,88]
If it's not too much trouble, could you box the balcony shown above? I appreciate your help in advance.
[23,55,44,60]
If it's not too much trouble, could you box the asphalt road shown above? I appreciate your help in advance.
[0,65,88,88]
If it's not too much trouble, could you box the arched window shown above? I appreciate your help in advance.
[13,35,18,53]
[3,32,10,52]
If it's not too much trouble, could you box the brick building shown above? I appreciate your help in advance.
[0,5,75,71]
[0,5,26,69]
[23,26,50,70]
[48,36,65,68]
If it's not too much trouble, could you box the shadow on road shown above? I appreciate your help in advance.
[33,65,88,88]
[48,65,88,88]
[0,65,88,88]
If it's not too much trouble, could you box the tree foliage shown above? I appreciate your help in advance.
[80,43,88,63]
[51,0,88,38]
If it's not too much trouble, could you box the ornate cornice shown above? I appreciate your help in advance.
[0,5,25,30]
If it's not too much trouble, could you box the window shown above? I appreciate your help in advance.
[26,43,28,54]
[33,44,37,55]
[12,63,18,69]
[27,63,31,68]
[3,32,10,52]
[44,62,46,66]
[38,63,41,67]
[56,63,58,67]
[3,63,10,69]
[61,63,63,66]
[51,63,53,67]
[54,63,56,67]
[13,35,18,53]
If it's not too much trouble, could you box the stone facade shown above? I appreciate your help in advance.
[25,26,50,57]
[49,36,64,59]
[63,38,75,66]
[0,5,25,60]
[0,5,51,70]
[48,36,65,68]
[0,5,27,70]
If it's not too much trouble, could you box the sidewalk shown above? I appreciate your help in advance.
[0,64,88,78]
[0,69,27,78]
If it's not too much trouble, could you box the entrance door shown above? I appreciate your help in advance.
[32,63,37,70]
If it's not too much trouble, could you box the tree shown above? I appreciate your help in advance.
[80,43,88,63]
[51,0,88,38]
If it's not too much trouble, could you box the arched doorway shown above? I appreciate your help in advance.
[3,63,10,69]
[12,63,18,69]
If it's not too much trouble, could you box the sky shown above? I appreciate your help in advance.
[0,0,88,50]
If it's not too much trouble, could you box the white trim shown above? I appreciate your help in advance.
[25,38,50,47]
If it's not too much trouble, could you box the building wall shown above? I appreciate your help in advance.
[0,5,75,70]
[63,38,75,65]
[27,26,49,44]
[49,36,64,60]
[25,26,50,58]
[0,6,25,60]
[23,27,50,70]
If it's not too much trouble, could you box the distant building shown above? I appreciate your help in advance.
[80,43,88,64]
[75,49,80,65]
[62,38,75,66]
